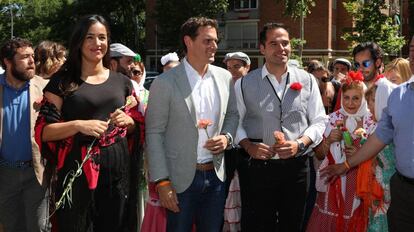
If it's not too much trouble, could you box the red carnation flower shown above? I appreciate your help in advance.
[348,71,364,82]
[290,82,302,91]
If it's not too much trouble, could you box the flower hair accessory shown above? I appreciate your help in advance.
[344,71,364,85]
[290,82,302,91]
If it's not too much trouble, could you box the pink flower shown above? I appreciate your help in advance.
[335,120,344,129]
[198,119,213,138]
[290,82,302,91]
[273,131,286,145]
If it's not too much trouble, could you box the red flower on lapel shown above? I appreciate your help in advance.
[290,82,302,91]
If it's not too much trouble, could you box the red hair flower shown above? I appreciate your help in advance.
[345,71,364,84]
[290,82,302,91]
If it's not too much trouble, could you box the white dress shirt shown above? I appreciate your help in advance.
[183,58,220,163]
[234,64,326,150]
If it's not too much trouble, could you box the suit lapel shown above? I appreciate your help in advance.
[173,64,197,126]
[211,67,224,118]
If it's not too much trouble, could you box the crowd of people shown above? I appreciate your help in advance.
[0,13,414,232]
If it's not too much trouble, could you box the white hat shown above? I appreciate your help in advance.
[333,58,352,70]
[160,52,180,66]
[110,43,136,57]
[223,52,251,65]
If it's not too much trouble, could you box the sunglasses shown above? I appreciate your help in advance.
[354,60,373,69]
[132,69,143,76]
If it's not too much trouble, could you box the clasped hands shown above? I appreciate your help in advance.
[76,109,134,138]
[244,140,299,160]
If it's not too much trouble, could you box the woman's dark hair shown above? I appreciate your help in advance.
[58,14,111,95]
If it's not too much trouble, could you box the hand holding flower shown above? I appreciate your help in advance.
[204,135,228,155]
[327,128,342,143]
[273,131,286,145]
[76,120,109,138]
[110,109,135,128]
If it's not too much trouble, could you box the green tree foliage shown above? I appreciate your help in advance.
[0,0,64,45]
[342,0,405,56]
[0,0,146,52]
[154,0,229,49]
[275,0,315,19]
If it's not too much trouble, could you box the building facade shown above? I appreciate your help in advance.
[145,0,410,71]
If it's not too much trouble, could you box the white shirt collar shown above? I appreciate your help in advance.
[183,57,212,80]
[261,63,289,80]
[409,75,414,83]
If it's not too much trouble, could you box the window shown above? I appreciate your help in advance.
[225,22,258,49]
[234,0,258,10]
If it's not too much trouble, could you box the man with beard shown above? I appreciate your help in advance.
[109,43,136,77]
[353,42,384,88]
[0,38,51,231]
[109,42,144,232]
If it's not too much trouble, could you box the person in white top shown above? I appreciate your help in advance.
[234,23,327,231]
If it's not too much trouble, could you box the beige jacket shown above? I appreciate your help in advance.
[0,75,49,186]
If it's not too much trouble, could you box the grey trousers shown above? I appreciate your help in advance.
[0,166,51,232]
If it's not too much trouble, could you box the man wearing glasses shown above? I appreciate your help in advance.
[352,42,384,88]
[334,42,386,112]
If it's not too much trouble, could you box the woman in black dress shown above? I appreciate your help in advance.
[36,15,143,232]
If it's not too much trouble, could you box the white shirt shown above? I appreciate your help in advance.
[183,58,220,163]
[234,64,326,150]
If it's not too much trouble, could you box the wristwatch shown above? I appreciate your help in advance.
[223,132,233,149]
[296,139,306,152]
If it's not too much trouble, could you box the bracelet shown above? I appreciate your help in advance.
[344,160,351,170]
[156,180,171,192]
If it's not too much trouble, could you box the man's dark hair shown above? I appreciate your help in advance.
[180,17,218,53]
[259,23,289,46]
[352,42,383,64]
[0,37,33,71]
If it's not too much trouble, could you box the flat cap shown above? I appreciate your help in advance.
[223,52,251,65]
[110,43,136,58]
[333,58,352,69]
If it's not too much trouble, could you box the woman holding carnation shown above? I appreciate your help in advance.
[306,71,376,232]
[35,15,144,232]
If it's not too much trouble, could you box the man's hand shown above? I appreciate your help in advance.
[273,140,299,159]
[158,185,180,213]
[320,163,348,183]
[245,143,275,160]
[204,135,227,155]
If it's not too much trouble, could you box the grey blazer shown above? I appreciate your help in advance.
[145,63,239,193]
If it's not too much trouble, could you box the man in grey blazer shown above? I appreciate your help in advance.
[235,23,327,231]
[146,17,239,231]
[0,38,51,232]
